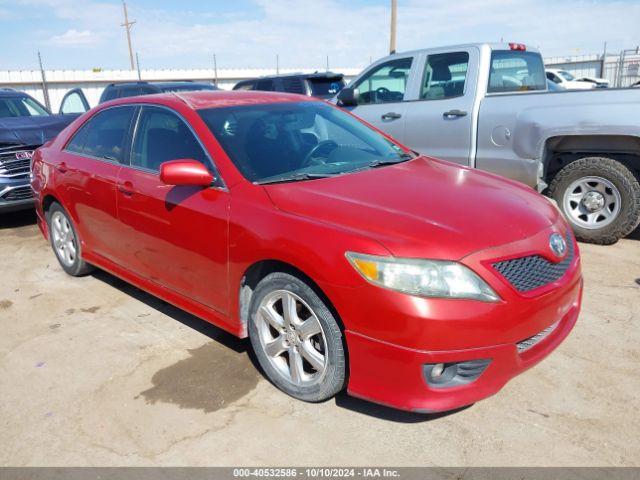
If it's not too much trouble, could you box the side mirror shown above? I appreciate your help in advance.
[337,87,359,107]
[159,159,214,187]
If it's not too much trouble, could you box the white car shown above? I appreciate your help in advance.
[577,75,610,88]
[546,69,596,89]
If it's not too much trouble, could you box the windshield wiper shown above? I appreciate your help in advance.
[368,152,416,168]
[255,172,338,185]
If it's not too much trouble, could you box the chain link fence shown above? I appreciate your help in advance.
[545,48,640,88]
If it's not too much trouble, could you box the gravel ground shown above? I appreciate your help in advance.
[1,210,638,466]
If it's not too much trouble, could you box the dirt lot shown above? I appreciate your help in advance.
[1,210,638,467]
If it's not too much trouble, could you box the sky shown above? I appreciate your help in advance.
[0,0,638,71]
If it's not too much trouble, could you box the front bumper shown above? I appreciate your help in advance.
[322,222,582,412]
[345,281,581,412]
[0,181,34,213]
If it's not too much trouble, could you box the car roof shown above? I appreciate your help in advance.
[0,89,30,98]
[241,71,344,81]
[152,81,215,88]
[104,90,316,111]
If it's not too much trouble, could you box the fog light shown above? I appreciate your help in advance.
[431,363,445,379]
[423,359,491,389]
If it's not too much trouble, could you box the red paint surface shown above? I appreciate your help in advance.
[31,91,582,412]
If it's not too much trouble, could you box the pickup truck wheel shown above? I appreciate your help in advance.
[248,272,346,403]
[548,157,640,245]
[46,203,95,276]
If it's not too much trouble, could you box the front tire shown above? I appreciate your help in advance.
[46,203,94,276]
[548,156,640,245]
[248,272,346,402]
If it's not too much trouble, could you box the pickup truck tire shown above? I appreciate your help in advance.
[46,202,95,276]
[548,156,640,245]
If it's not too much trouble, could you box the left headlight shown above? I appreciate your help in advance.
[346,252,500,302]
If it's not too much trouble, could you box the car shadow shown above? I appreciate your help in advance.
[90,269,248,354]
[334,392,472,423]
[628,224,640,241]
[0,209,37,229]
[90,269,473,422]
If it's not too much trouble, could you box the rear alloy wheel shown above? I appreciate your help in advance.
[248,272,346,402]
[47,203,94,276]
[549,157,640,245]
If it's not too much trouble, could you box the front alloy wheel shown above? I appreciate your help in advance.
[248,272,346,402]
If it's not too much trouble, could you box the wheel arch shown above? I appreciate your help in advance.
[238,259,346,339]
[42,193,61,215]
[542,134,640,185]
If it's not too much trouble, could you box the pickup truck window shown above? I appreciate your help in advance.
[421,52,469,100]
[487,50,546,93]
[354,57,413,105]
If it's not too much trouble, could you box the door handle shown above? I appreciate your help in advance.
[118,181,134,196]
[381,112,402,120]
[443,109,467,118]
[55,162,68,173]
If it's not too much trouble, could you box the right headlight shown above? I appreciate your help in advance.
[346,252,500,302]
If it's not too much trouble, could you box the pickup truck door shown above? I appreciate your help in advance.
[401,47,479,165]
[342,56,418,141]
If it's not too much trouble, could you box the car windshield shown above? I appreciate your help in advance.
[198,101,412,183]
[558,71,575,81]
[0,96,49,117]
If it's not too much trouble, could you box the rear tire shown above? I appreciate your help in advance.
[46,203,94,276]
[548,156,640,245]
[248,272,346,403]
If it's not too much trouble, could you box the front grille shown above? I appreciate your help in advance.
[492,233,574,292]
[0,146,36,178]
[1,186,33,201]
[517,321,559,353]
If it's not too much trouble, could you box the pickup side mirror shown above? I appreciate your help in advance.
[159,159,214,187]
[337,87,359,107]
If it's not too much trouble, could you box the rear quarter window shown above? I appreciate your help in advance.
[488,50,546,93]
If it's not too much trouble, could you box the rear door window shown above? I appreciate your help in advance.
[488,50,546,93]
[353,57,413,104]
[282,77,306,95]
[255,79,276,91]
[421,52,469,100]
[66,106,136,162]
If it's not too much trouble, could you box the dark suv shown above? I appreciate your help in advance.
[58,81,218,116]
[0,89,76,212]
[99,81,218,103]
[233,72,345,99]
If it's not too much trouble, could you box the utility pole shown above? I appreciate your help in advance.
[389,0,397,54]
[37,51,51,111]
[600,41,607,79]
[135,52,141,80]
[121,1,136,70]
[213,53,218,86]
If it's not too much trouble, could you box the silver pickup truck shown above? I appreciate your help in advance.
[336,43,640,244]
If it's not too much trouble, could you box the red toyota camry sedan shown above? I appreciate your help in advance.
[31,91,582,412]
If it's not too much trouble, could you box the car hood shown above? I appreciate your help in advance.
[0,114,77,147]
[264,157,560,260]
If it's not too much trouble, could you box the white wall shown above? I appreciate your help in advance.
[0,67,361,112]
